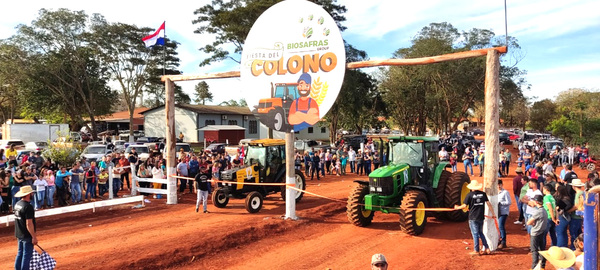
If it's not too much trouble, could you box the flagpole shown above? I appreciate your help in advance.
[163,21,166,76]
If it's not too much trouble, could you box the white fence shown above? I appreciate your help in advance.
[1,195,144,226]
[129,164,170,197]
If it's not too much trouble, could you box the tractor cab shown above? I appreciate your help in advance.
[244,139,286,181]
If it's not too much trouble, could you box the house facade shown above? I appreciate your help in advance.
[141,104,261,143]
[141,104,331,144]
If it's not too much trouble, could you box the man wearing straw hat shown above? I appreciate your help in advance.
[540,246,577,270]
[13,186,38,270]
[454,179,496,255]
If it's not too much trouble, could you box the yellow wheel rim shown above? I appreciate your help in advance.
[361,208,372,218]
[460,182,470,213]
[415,201,425,226]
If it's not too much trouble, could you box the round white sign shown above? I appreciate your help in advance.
[241,0,346,132]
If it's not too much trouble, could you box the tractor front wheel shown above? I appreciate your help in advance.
[245,191,263,213]
[444,172,470,222]
[399,190,428,235]
[211,187,229,208]
[346,183,374,227]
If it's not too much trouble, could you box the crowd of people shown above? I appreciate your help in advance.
[295,139,385,180]
[446,137,598,270]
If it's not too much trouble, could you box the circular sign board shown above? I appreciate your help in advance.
[241,0,346,133]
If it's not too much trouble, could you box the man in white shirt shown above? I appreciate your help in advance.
[438,148,449,161]
[521,178,543,234]
[348,147,356,173]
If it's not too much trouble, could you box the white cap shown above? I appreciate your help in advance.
[371,253,387,265]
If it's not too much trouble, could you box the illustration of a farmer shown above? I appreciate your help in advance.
[288,73,320,131]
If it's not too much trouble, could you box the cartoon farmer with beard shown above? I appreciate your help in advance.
[288,73,320,131]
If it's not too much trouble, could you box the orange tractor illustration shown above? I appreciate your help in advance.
[253,82,300,132]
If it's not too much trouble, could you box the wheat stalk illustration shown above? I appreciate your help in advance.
[317,82,328,105]
[310,77,322,100]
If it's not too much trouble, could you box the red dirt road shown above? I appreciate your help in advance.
[0,147,582,270]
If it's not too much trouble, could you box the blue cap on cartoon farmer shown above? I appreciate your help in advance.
[298,73,311,85]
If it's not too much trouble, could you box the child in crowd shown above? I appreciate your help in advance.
[97,169,109,197]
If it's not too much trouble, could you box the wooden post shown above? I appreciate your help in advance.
[285,132,297,220]
[165,78,177,204]
[483,49,501,251]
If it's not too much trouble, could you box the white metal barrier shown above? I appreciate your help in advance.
[1,195,144,226]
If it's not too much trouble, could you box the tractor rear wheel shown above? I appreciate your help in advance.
[280,170,306,202]
[444,172,470,222]
[211,187,229,208]
[346,183,374,227]
[245,191,263,213]
[399,190,428,235]
[433,170,451,219]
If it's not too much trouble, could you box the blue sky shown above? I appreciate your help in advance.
[1,0,598,105]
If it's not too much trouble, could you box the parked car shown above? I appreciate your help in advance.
[125,145,150,162]
[81,145,112,164]
[112,140,127,153]
[498,132,511,144]
[506,132,520,141]
[25,142,49,152]
[294,140,319,154]
[469,128,484,136]
[205,143,227,155]
[176,143,191,155]
[0,139,26,150]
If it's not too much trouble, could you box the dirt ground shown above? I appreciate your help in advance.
[0,145,585,270]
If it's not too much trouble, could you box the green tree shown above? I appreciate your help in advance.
[192,0,347,66]
[529,99,557,132]
[548,116,578,142]
[324,43,380,142]
[143,38,188,107]
[194,81,213,105]
[8,9,113,138]
[380,22,526,135]
[90,16,166,141]
[219,99,247,107]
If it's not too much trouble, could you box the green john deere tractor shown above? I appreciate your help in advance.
[346,136,471,235]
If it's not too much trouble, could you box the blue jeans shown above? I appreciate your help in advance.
[98,183,108,197]
[71,182,82,203]
[15,238,33,270]
[515,195,524,221]
[468,220,489,252]
[11,186,21,208]
[35,191,45,209]
[499,215,508,245]
[545,218,557,247]
[464,160,473,175]
[112,178,122,197]
[569,218,583,249]
[85,182,95,199]
[556,214,570,247]
[46,186,55,207]
[451,164,457,172]
[349,161,355,173]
